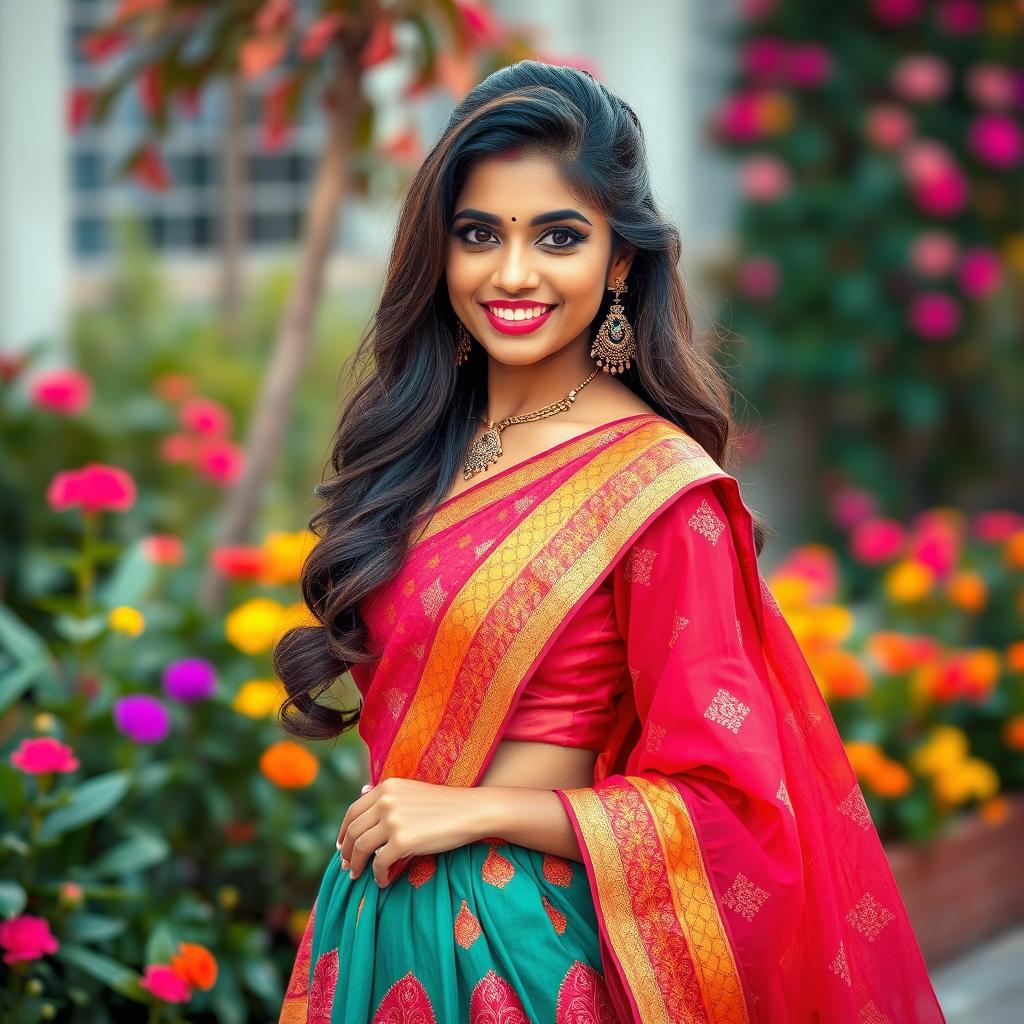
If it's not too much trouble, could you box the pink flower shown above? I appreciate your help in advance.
[737,256,780,299]
[958,247,1002,298]
[908,292,962,341]
[968,112,1023,169]
[972,510,1024,543]
[194,437,244,486]
[740,0,778,18]
[965,63,1015,108]
[142,534,185,566]
[9,736,80,775]
[910,231,959,277]
[159,433,195,465]
[871,0,923,24]
[741,37,788,81]
[739,153,791,202]
[910,167,969,217]
[891,54,951,104]
[937,0,982,35]
[47,464,137,514]
[908,514,960,579]
[864,104,913,150]
[0,915,59,965]
[787,43,833,88]
[714,91,761,142]
[831,487,879,530]
[29,369,92,415]
[139,963,192,1003]
[776,546,839,603]
[850,518,906,565]
[179,398,231,436]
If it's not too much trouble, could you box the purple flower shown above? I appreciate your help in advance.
[161,657,217,703]
[113,695,171,744]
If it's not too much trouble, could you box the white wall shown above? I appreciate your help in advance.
[0,0,69,353]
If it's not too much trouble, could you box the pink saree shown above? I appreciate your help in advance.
[285,412,946,1023]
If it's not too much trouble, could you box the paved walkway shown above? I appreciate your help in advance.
[931,922,1024,1023]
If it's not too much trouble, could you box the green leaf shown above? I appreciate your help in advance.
[0,880,27,917]
[63,912,127,943]
[0,603,48,664]
[87,833,171,878]
[56,943,146,1002]
[0,660,46,714]
[98,542,156,609]
[38,772,131,843]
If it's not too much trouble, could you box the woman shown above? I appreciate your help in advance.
[276,62,946,1023]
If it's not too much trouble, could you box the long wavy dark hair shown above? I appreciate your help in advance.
[275,60,769,742]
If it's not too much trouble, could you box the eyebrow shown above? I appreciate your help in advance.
[451,207,593,228]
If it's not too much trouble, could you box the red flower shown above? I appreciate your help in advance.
[132,144,170,192]
[9,737,80,775]
[0,915,59,965]
[159,433,195,465]
[153,372,194,403]
[142,534,185,566]
[240,35,288,80]
[262,78,296,151]
[210,546,266,580]
[47,464,137,515]
[137,65,164,117]
[29,369,93,415]
[194,438,244,486]
[453,1,503,49]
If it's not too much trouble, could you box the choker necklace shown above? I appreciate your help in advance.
[463,369,600,480]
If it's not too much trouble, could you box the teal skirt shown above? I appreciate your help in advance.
[278,838,622,1023]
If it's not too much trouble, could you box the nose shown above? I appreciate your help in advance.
[490,237,540,293]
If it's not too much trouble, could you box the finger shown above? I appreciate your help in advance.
[347,822,388,881]
[372,844,393,888]
[339,804,383,868]
[336,785,376,853]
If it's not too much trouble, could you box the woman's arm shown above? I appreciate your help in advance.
[471,786,584,862]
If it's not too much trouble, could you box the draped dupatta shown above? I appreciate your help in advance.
[337,413,944,1023]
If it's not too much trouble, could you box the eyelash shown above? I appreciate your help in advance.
[454,224,587,250]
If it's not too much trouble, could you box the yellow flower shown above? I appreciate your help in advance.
[232,679,287,719]
[108,605,145,637]
[933,758,1000,806]
[808,604,854,645]
[287,908,311,944]
[1004,233,1024,275]
[909,725,968,776]
[884,560,934,603]
[225,597,286,655]
[261,530,317,586]
[946,571,987,614]
[769,574,813,610]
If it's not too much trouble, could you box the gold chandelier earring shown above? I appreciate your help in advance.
[455,320,473,367]
[590,275,636,375]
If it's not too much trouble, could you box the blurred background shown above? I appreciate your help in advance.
[1,0,1022,1020]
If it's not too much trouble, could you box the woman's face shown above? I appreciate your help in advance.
[446,152,633,368]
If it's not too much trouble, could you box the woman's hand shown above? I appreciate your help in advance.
[336,777,488,888]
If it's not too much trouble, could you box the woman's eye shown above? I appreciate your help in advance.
[454,225,584,249]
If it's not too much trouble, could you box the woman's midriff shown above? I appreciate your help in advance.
[476,739,598,790]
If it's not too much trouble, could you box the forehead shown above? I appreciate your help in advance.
[454,153,598,219]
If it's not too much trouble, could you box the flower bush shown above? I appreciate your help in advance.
[768,497,1024,842]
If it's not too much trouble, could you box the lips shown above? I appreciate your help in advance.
[480,303,556,336]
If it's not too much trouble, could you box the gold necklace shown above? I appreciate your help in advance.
[463,368,600,480]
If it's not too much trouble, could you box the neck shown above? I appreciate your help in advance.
[483,336,601,424]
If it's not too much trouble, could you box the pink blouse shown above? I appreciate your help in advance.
[501,570,630,751]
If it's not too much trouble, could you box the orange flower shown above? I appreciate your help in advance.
[946,571,987,613]
[867,759,912,798]
[962,648,1001,697]
[1007,641,1024,673]
[817,648,872,699]
[754,91,795,134]
[867,631,939,675]
[980,796,1009,826]
[1003,714,1024,751]
[1004,528,1024,570]
[169,942,218,990]
[259,740,319,788]
[843,740,885,779]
